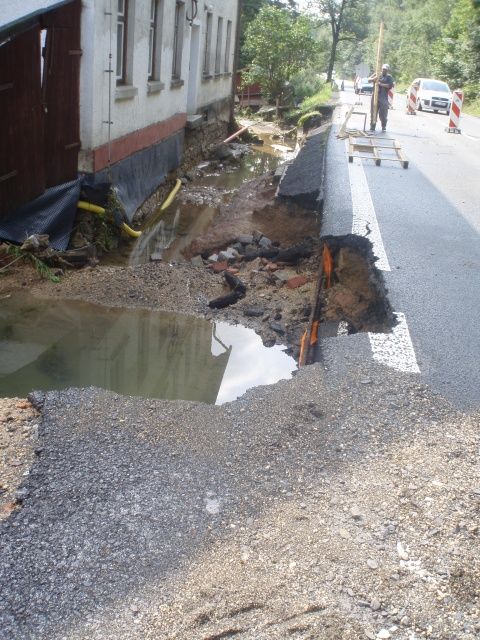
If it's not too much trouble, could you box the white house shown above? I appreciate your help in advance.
[79,0,240,217]
[0,0,239,243]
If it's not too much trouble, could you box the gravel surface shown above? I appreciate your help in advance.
[0,357,479,639]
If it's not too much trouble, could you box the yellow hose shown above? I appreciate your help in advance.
[160,178,182,211]
[120,222,142,238]
[77,200,105,215]
[77,178,181,240]
[77,200,142,238]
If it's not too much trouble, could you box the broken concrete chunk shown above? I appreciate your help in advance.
[273,269,295,283]
[190,255,204,268]
[258,236,273,249]
[232,242,245,254]
[218,247,239,261]
[237,234,254,245]
[208,253,219,263]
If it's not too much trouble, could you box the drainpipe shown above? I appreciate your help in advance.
[230,0,243,129]
[103,0,114,180]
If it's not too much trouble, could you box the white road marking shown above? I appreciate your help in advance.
[348,155,391,271]
[342,125,420,374]
[369,313,420,373]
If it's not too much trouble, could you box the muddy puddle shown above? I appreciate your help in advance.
[0,294,296,404]
[114,135,296,266]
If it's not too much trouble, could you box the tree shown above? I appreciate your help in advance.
[432,0,480,96]
[243,6,319,110]
[307,0,369,81]
[239,1,299,68]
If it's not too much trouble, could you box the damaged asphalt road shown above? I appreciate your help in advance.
[1,348,479,639]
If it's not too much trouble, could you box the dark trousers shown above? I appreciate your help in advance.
[371,97,389,128]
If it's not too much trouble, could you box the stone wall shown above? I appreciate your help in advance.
[133,118,229,225]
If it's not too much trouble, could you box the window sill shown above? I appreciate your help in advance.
[147,80,165,95]
[170,78,184,89]
[214,72,222,80]
[202,73,213,82]
[223,71,232,77]
[115,85,138,101]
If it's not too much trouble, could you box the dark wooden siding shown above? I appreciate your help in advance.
[0,27,45,217]
[0,0,80,218]
[42,0,81,187]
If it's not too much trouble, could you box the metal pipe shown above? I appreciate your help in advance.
[222,124,250,144]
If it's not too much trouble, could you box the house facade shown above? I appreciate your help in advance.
[79,0,239,217]
[0,0,239,242]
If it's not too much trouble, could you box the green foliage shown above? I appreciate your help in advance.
[297,110,322,127]
[307,0,370,80]
[243,6,320,105]
[290,69,326,102]
[5,244,60,283]
[298,84,332,112]
[431,0,480,98]
[239,0,299,68]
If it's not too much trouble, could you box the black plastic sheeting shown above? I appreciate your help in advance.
[0,178,81,251]
[0,130,184,250]
[87,130,184,222]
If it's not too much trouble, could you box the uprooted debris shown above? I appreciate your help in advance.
[201,230,321,356]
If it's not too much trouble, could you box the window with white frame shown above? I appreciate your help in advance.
[116,0,128,84]
[215,17,223,75]
[148,0,158,80]
[203,11,213,76]
[224,20,232,73]
[172,1,184,80]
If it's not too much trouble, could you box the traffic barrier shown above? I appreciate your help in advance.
[406,83,418,115]
[446,89,463,134]
[388,87,394,109]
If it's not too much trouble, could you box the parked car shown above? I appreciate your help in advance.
[355,77,373,95]
[409,78,452,114]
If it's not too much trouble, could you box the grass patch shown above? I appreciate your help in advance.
[463,97,480,117]
[298,84,332,114]
[297,111,322,128]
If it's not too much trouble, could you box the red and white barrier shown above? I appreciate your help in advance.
[388,87,394,109]
[406,83,418,115]
[446,89,464,133]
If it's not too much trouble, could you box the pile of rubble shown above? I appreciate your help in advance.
[189,230,321,357]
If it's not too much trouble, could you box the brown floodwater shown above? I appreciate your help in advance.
[113,135,296,266]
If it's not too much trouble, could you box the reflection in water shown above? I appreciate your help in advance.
[0,295,296,404]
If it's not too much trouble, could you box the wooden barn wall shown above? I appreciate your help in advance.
[0,27,45,218]
[0,0,80,219]
[42,0,81,188]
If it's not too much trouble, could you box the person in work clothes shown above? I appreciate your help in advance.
[368,64,394,131]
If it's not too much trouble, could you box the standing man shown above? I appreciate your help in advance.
[368,64,394,131]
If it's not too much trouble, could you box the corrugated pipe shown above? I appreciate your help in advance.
[77,201,141,238]
[76,178,182,239]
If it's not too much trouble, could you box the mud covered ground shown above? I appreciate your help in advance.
[0,163,323,359]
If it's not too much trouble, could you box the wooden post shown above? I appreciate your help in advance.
[370,21,384,131]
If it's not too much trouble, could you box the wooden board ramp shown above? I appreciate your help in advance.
[348,135,409,169]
